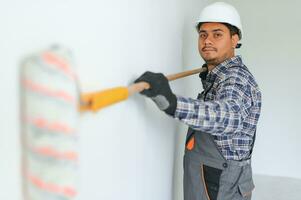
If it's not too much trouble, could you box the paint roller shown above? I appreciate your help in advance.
[20,45,206,200]
[20,46,80,200]
[80,66,207,112]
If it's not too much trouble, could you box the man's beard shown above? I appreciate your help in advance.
[204,58,220,66]
[202,53,231,66]
[201,56,221,66]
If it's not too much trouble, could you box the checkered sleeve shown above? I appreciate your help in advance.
[174,76,249,135]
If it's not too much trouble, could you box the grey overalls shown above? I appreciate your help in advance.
[183,77,256,200]
[184,128,255,200]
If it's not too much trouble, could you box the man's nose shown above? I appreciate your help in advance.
[204,34,213,45]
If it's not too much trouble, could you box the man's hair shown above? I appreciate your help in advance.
[222,23,240,39]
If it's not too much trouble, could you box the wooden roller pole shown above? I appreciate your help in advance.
[80,67,207,112]
[128,67,207,95]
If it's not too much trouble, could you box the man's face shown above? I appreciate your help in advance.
[198,22,239,66]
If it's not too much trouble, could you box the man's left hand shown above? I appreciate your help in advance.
[134,71,177,115]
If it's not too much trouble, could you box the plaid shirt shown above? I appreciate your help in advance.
[174,56,262,160]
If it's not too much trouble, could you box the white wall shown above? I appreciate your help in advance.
[237,0,301,180]
[0,0,185,199]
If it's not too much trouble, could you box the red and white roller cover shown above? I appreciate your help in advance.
[20,46,80,200]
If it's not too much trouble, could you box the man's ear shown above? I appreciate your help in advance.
[231,34,239,49]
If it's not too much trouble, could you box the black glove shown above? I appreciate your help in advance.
[134,71,177,116]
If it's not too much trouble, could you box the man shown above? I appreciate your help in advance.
[134,2,261,200]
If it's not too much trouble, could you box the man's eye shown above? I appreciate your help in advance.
[199,33,207,39]
[214,33,222,38]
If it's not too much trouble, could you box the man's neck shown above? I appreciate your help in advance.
[206,54,236,71]
[207,64,215,71]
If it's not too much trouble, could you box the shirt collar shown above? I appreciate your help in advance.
[207,55,243,82]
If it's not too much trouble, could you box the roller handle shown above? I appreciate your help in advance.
[128,67,206,95]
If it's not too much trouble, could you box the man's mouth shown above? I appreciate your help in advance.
[202,47,217,52]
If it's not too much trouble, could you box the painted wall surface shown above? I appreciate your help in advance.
[236,0,301,180]
[0,0,184,199]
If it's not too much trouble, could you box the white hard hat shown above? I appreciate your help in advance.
[196,2,243,40]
